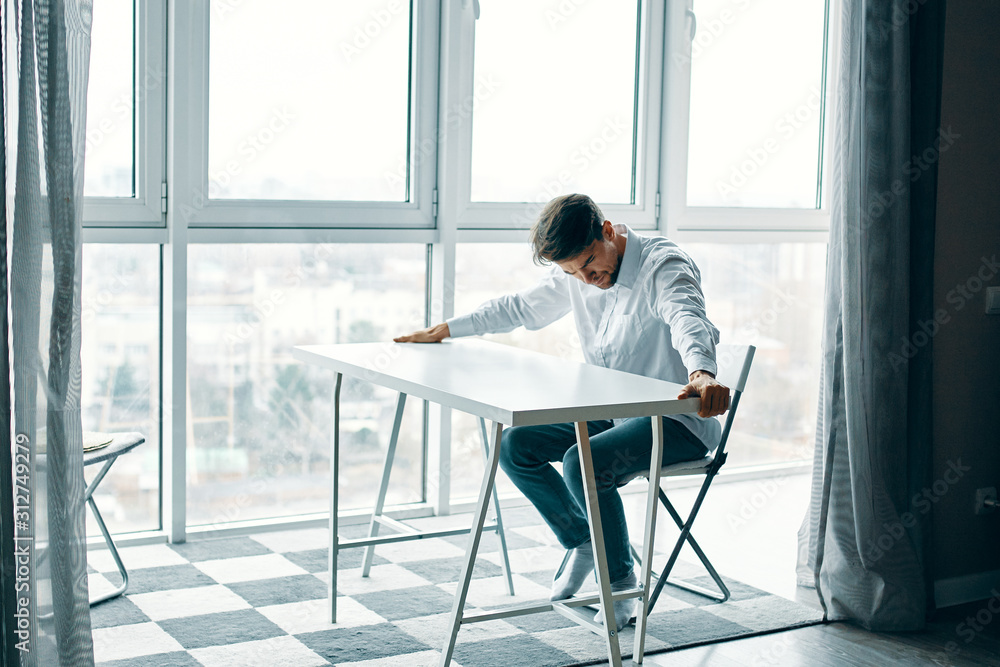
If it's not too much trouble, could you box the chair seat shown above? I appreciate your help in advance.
[617,453,715,486]
[83,431,145,466]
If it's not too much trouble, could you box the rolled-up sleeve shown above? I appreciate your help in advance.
[447,268,571,337]
[647,254,720,377]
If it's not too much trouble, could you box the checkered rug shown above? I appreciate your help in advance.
[86,506,822,666]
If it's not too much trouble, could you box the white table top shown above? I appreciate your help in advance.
[293,339,698,427]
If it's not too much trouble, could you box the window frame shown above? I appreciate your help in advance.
[447,0,664,232]
[660,0,836,244]
[170,1,439,229]
[83,0,166,227]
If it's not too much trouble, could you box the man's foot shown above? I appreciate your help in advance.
[594,570,639,631]
[550,541,595,600]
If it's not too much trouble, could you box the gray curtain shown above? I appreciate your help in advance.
[797,0,945,630]
[4,0,95,664]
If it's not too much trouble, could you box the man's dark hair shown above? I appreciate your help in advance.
[529,194,605,266]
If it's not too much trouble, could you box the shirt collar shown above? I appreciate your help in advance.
[614,224,640,290]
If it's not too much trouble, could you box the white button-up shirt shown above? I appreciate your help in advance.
[447,225,723,450]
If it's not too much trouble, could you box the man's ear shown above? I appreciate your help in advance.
[602,219,614,241]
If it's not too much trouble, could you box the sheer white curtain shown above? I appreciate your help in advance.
[3,0,95,664]
[796,0,944,630]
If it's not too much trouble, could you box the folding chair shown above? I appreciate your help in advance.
[83,431,146,605]
[35,431,146,608]
[619,344,755,613]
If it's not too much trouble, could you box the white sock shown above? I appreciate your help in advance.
[594,570,638,631]
[550,541,595,601]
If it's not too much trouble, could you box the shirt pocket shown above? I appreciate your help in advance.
[604,313,644,366]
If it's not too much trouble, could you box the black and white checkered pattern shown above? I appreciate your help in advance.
[87,507,822,666]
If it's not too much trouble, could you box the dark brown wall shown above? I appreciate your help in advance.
[932,0,1000,587]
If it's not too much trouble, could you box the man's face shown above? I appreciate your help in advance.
[555,222,621,290]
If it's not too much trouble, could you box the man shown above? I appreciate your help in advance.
[395,193,729,631]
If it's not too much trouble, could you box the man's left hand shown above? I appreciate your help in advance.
[678,370,730,418]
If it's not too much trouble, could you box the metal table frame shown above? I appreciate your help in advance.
[438,417,665,666]
[328,380,516,624]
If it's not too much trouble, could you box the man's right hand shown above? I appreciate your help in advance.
[393,322,450,343]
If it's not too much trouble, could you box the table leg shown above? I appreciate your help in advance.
[575,422,623,667]
[362,392,408,576]
[328,372,343,624]
[441,421,504,667]
[479,417,515,596]
[633,415,663,663]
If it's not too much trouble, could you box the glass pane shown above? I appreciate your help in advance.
[685,242,825,466]
[471,0,639,204]
[187,244,427,526]
[685,0,827,208]
[451,240,825,500]
[452,243,581,500]
[81,244,161,534]
[209,2,411,201]
[85,0,135,197]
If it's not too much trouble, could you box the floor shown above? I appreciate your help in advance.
[631,607,1000,667]
[619,470,812,602]
[85,471,1000,666]
[616,473,1000,666]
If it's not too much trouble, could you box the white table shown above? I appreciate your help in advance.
[293,339,701,666]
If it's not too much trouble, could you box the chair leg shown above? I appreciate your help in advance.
[81,456,129,606]
[480,418,515,596]
[361,392,407,577]
[654,490,730,604]
[634,480,730,614]
[87,495,128,605]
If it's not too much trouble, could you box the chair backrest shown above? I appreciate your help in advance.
[615,344,756,484]
[712,344,755,462]
[713,344,755,394]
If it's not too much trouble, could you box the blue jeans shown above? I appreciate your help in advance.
[498,416,709,582]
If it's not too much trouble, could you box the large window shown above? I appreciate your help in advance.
[76,0,833,540]
[685,0,828,208]
[81,244,161,535]
[83,0,165,225]
[452,244,581,500]
[85,0,135,197]
[471,0,640,204]
[455,0,661,230]
[186,244,427,526]
[208,2,412,201]
[684,242,826,467]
